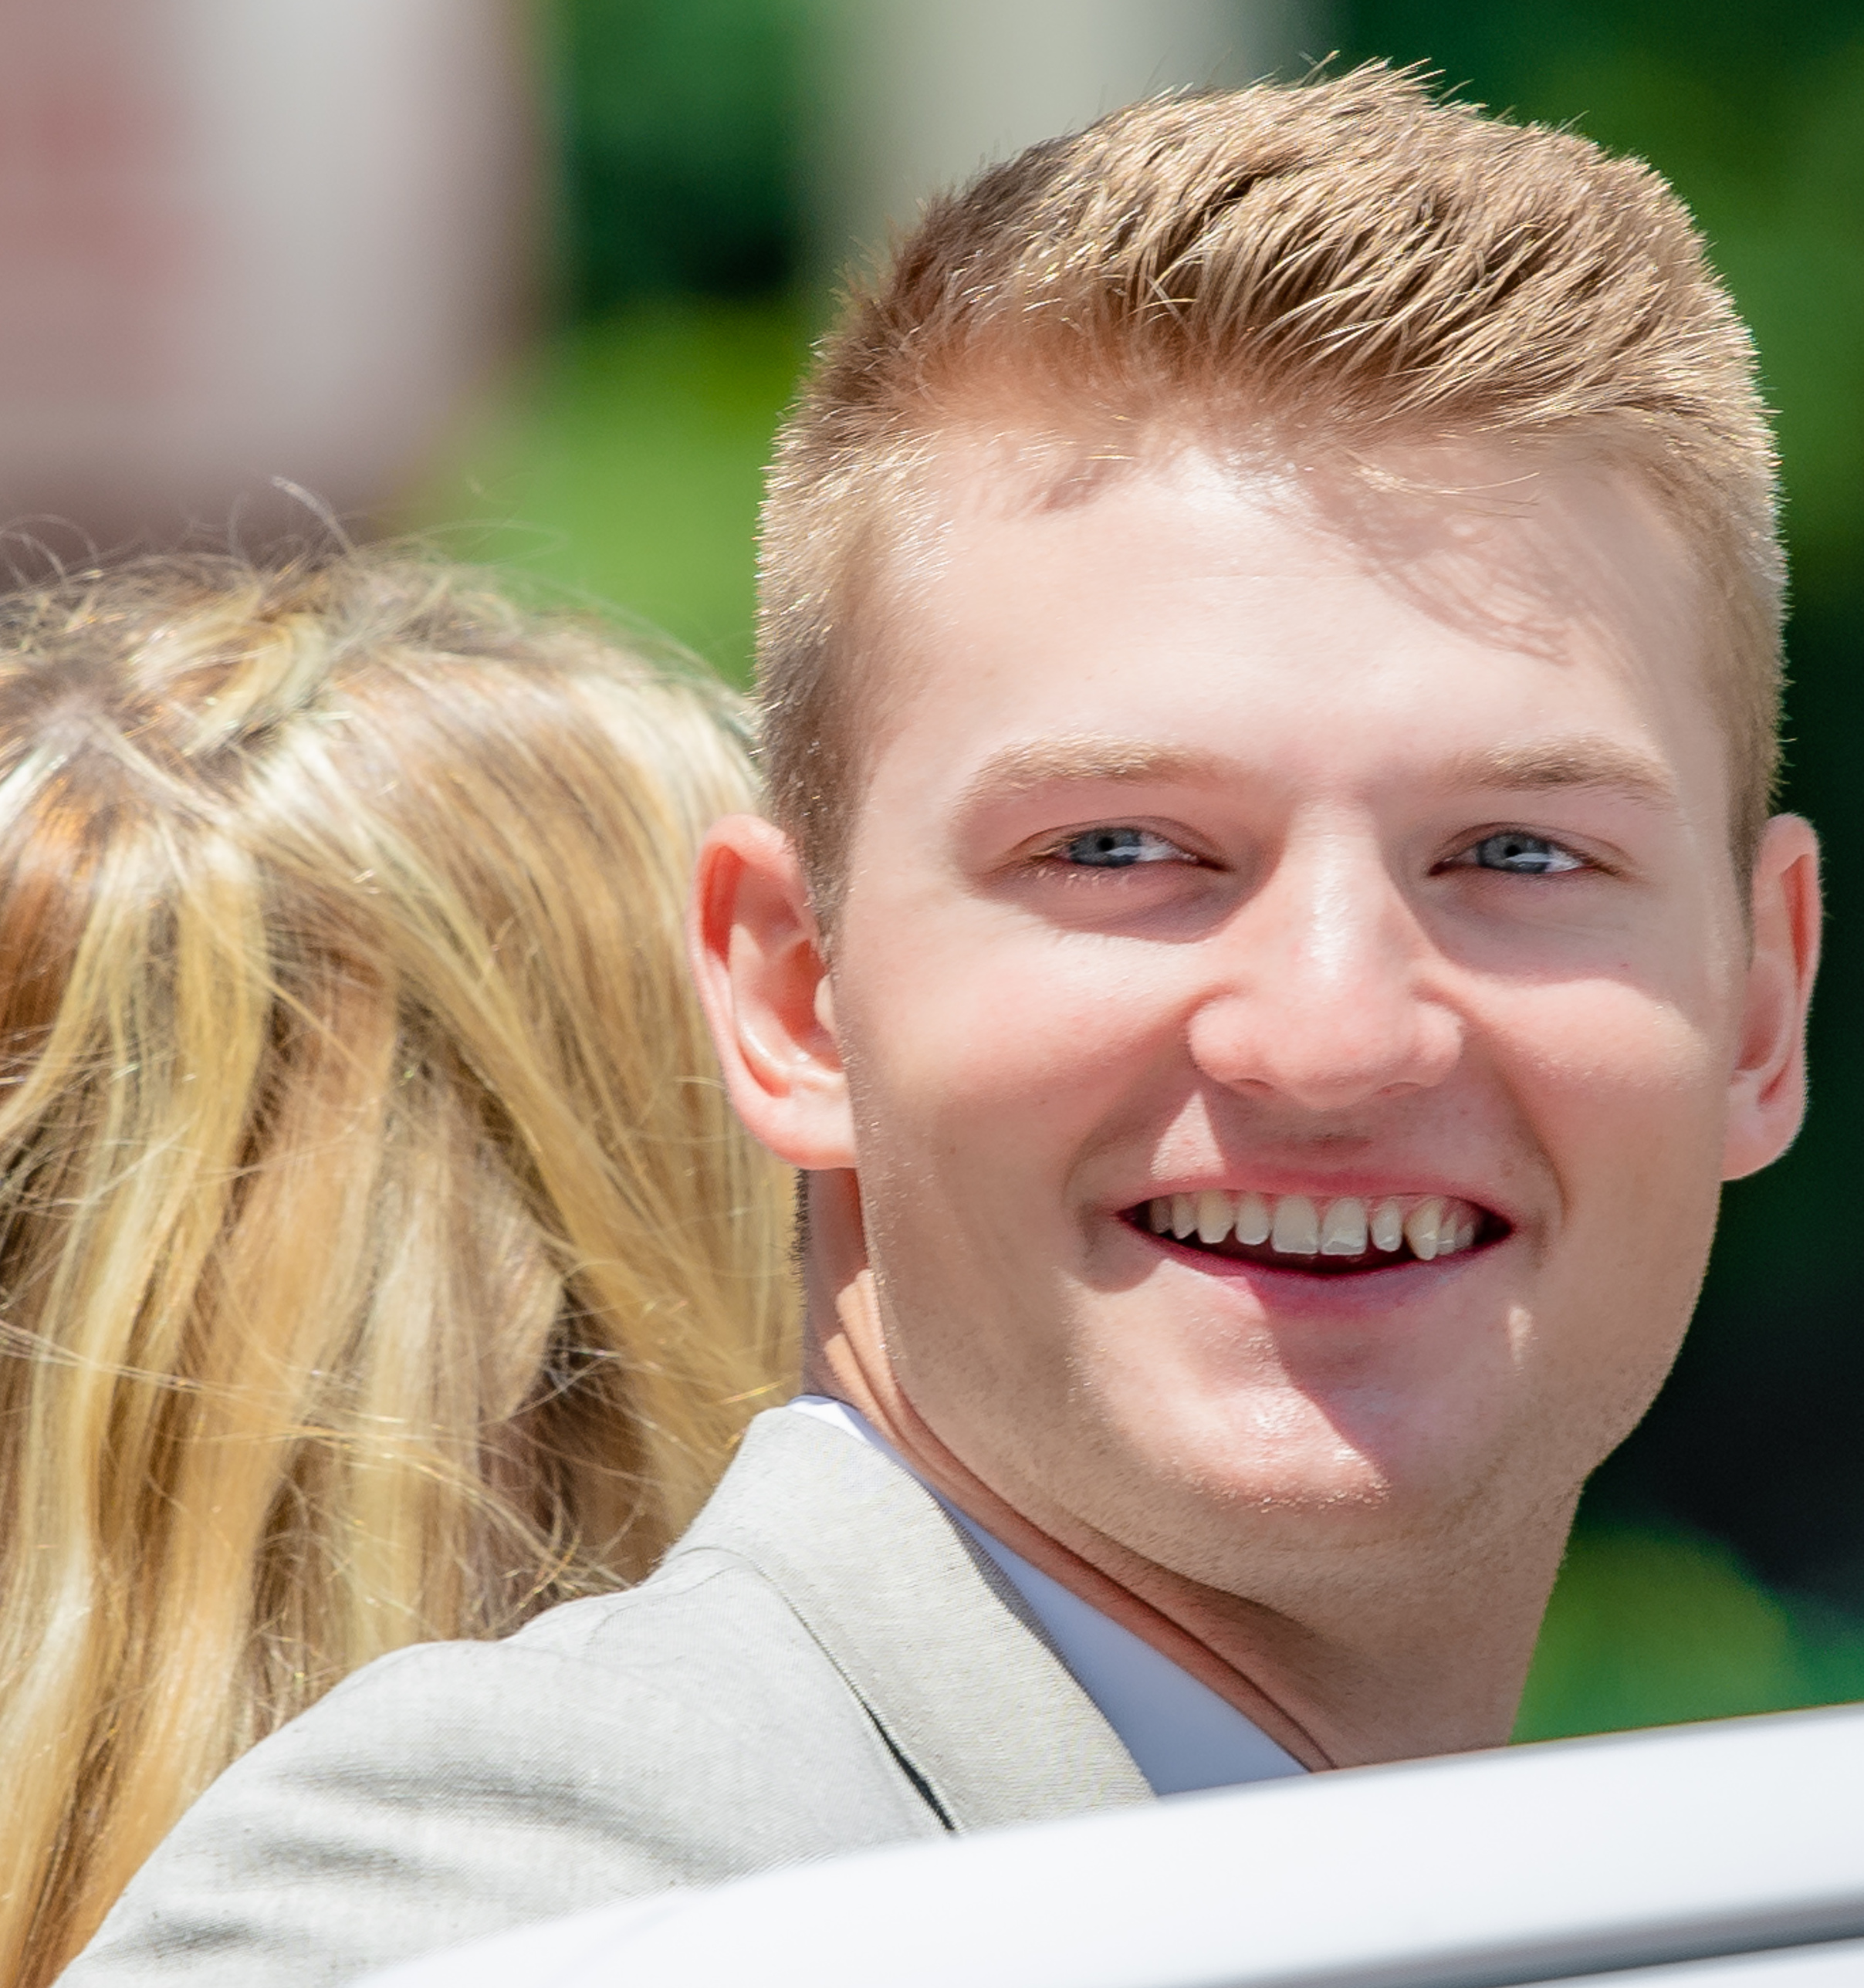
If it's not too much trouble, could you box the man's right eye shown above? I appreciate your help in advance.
[1047,826,1191,868]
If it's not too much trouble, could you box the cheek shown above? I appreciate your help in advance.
[844,931,1172,1163]
[1495,977,1728,1415]
[837,935,1172,1386]
[1501,974,1731,1185]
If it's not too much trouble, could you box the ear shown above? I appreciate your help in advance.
[688,814,856,1169]
[1722,813,1822,1181]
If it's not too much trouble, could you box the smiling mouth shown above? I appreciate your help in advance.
[1125,1190,1503,1275]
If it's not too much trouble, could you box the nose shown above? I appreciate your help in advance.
[1185,829,1461,1114]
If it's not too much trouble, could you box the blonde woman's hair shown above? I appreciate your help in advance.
[0,549,797,1985]
[759,65,1781,921]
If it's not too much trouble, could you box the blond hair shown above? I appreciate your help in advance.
[759,66,1781,916]
[0,550,797,1985]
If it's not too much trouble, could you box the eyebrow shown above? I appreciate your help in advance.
[1439,738,1680,808]
[958,732,1679,813]
[957,737,1227,810]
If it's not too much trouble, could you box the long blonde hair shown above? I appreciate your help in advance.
[0,550,796,1985]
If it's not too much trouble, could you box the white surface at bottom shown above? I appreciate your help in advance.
[1592,1941,1864,1983]
[363,1702,1864,1988]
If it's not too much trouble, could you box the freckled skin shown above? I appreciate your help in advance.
[695,441,1820,1763]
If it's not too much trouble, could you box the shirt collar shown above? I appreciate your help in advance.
[787,1396,1305,1797]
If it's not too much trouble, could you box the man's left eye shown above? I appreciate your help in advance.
[1049,826,1190,868]
[1451,831,1585,875]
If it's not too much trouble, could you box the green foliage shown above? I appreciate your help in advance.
[1519,1527,1826,1740]
[550,0,805,311]
[417,299,810,682]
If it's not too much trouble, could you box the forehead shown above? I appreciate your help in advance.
[856,438,1726,836]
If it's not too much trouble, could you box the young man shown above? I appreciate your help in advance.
[64,68,1819,1988]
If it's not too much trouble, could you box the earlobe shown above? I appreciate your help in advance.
[1722,813,1822,1182]
[688,815,858,1170]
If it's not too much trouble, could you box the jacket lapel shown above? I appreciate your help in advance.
[677,1410,1152,1832]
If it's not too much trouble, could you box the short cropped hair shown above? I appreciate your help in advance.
[758,66,1781,918]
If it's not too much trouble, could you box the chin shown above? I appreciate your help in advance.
[1118,1393,1512,1544]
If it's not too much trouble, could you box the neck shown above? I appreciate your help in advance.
[802,1169,1571,1770]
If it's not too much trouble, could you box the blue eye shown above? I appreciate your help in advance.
[1050,826,1189,868]
[1456,831,1584,875]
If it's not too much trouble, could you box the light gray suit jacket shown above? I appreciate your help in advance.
[61,1410,1150,1987]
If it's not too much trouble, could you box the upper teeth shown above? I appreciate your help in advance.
[1145,1192,1481,1259]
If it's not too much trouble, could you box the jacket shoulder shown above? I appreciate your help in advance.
[63,1549,936,1988]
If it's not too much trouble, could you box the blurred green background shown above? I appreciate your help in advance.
[417,0,1864,1741]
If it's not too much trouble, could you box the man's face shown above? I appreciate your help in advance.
[814,440,1790,1593]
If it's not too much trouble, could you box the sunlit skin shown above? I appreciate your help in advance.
[693,439,1820,1766]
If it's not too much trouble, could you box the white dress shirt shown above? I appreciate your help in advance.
[787,1395,1304,1797]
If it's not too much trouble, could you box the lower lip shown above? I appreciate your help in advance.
[1119,1219,1500,1317]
